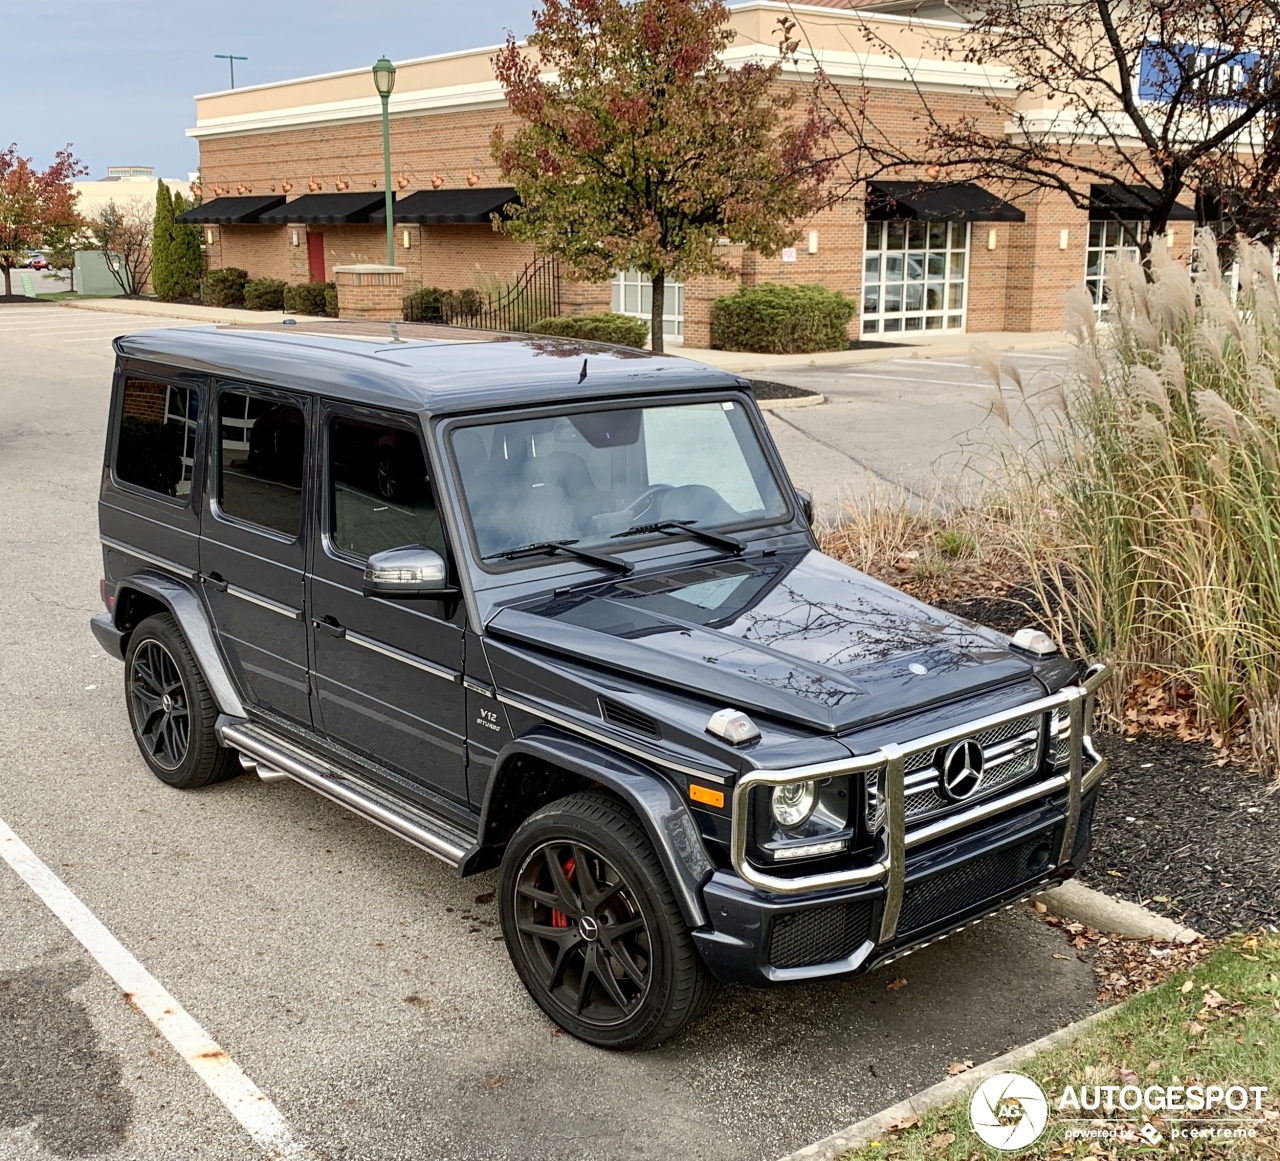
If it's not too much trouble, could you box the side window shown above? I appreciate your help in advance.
[328,414,444,560]
[217,389,305,537]
[115,377,198,500]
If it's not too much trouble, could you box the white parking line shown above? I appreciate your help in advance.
[835,369,986,388]
[0,815,311,1160]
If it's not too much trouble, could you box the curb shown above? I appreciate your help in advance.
[1034,879,1201,944]
[757,393,826,410]
[777,1006,1118,1161]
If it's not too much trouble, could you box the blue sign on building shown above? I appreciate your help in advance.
[1138,43,1261,103]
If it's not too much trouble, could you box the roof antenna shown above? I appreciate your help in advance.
[578,358,588,383]
[389,321,404,343]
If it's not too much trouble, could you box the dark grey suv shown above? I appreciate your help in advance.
[91,321,1109,1048]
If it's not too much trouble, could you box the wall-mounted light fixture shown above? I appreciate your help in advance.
[291,229,300,247]
[205,228,215,245]
[402,229,411,249]
[1059,228,1070,250]
[282,180,293,193]
[987,228,998,251]
[808,230,819,254]
[431,175,444,189]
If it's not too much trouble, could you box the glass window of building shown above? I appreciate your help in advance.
[861,220,968,334]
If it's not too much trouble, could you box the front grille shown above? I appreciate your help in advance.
[768,900,874,968]
[898,827,1059,934]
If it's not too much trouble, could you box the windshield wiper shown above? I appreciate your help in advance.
[610,520,744,553]
[485,539,633,574]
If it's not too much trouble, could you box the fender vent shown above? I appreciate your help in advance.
[599,698,660,738]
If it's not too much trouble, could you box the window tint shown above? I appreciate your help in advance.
[218,390,304,537]
[115,377,198,499]
[328,415,444,560]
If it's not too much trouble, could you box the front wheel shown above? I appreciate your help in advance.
[498,790,718,1049]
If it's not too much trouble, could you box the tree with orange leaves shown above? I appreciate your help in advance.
[0,144,86,296]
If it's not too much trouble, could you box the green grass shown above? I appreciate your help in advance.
[840,936,1280,1160]
[34,291,114,301]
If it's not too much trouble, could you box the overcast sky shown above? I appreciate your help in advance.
[7,0,537,179]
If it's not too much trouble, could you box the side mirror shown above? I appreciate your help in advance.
[363,546,458,598]
[795,489,815,527]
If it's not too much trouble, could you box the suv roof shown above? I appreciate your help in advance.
[112,321,742,415]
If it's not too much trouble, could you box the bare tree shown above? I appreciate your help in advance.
[793,0,1280,252]
[88,198,153,295]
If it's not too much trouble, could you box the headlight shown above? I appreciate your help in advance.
[771,780,818,828]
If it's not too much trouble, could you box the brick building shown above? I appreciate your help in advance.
[179,0,1197,346]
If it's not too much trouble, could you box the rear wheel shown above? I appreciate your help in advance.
[124,613,237,790]
[499,790,718,1049]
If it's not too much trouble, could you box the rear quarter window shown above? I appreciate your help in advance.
[114,377,198,500]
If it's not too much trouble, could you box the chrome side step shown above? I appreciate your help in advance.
[219,721,473,867]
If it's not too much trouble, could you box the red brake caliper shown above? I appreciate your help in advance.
[550,856,577,928]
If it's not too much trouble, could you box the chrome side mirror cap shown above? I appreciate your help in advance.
[363,546,457,598]
[795,489,814,527]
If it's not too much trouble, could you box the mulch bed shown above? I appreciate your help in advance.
[0,294,53,305]
[747,378,822,401]
[933,591,1280,940]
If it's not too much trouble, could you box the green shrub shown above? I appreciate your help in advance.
[168,191,204,300]
[710,283,856,354]
[283,282,330,316]
[243,277,287,311]
[323,283,338,318]
[526,312,650,349]
[403,286,451,323]
[202,266,248,308]
[151,182,176,301]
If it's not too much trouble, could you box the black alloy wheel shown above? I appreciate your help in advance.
[123,613,238,790]
[129,639,190,772]
[513,839,653,1026]
[499,790,719,1049]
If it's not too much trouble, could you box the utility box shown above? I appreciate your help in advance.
[74,251,128,296]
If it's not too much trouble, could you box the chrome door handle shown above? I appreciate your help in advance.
[201,572,229,592]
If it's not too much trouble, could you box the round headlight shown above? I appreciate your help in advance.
[771,780,818,828]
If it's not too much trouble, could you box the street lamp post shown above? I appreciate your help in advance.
[372,56,397,269]
[214,53,248,89]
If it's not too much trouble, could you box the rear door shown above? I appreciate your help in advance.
[199,381,313,726]
[307,402,468,804]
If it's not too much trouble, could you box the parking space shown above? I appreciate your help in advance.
[0,306,1098,1160]
[761,349,1072,518]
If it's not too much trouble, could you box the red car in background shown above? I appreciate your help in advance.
[23,253,50,270]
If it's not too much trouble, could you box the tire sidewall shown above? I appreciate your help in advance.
[499,798,684,1049]
[123,615,215,789]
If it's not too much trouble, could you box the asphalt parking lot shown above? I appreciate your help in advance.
[0,305,1098,1161]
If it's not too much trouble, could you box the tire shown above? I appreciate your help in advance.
[498,789,719,1049]
[123,613,238,790]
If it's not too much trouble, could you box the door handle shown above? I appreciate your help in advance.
[313,617,346,639]
[201,572,229,592]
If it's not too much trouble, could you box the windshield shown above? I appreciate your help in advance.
[450,398,789,562]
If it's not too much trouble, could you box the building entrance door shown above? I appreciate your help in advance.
[307,232,325,283]
[861,220,969,335]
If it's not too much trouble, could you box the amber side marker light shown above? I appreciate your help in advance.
[689,784,725,809]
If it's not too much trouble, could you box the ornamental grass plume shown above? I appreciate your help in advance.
[1017,231,1280,778]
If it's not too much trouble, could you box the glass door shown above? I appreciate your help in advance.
[610,269,685,345]
[861,220,968,334]
[1085,220,1144,314]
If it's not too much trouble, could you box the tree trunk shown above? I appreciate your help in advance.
[2,263,10,296]
[650,271,665,355]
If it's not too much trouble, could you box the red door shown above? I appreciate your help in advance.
[307,232,325,283]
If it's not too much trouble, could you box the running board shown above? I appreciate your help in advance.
[219,721,474,867]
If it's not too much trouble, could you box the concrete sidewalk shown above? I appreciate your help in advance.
[56,297,1070,372]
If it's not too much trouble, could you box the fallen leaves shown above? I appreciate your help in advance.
[927,1130,956,1153]
[946,1059,975,1076]
[886,976,909,992]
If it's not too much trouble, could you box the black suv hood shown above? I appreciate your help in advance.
[489,549,1036,733]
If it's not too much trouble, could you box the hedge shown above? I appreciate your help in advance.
[526,312,650,349]
[243,278,287,311]
[202,267,249,309]
[710,283,856,354]
[283,282,335,316]
[402,286,486,324]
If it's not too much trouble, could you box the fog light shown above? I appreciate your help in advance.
[771,780,817,828]
[706,708,760,745]
[1011,627,1058,656]
[774,837,847,860]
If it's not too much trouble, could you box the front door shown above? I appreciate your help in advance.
[307,232,325,283]
[307,404,468,804]
[200,382,312,725]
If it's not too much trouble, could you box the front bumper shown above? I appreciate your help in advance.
[694,663,1110,986]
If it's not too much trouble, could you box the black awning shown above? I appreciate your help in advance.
[175,195,285,225]
[1089,184,1197,221]
[370,186,519,224]
[257,192,387,225]
[866,181,1026,222]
